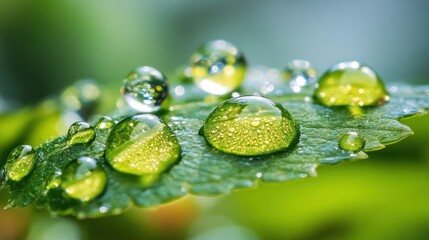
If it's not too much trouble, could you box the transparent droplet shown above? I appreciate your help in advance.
[5,145,37,182]
[95,116,115,130]
[122,66,169,112]
[338,132,365,151]
[202,96,300,156]
[105,114,181,176]
[284,60,317,93]
[67,121,96,145]
[314,61,390,106]
[190,40,247,95]
[46,170,62,190]
[61,79,100,120]
[61,156,107,202]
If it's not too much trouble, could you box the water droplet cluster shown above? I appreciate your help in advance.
[190,40,247,95]
[202,96,300,156]
[105,114,181,176]
[314,61,389,107]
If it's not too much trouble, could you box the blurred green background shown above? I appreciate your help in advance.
[1,0,429,239]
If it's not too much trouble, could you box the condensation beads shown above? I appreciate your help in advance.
[5,145,37,182]
[314,61,390,107]
[122,66,169,112]
[201,96,300,156]
[104,114,181,176]
[60,156,107,202]
[190,40,247,95]
[338,132,365,151]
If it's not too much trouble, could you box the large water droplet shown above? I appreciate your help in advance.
[105,114,181,176]
[314,61,389,106]
[190,40,247,95]
[67,121,96,145]
[122,66,169,112]
[5,145,37,182]
[61,156,107,202]
[284,60,317,93]
[202,96,300,156]
[61,79,100,120]
[338,132,365,151]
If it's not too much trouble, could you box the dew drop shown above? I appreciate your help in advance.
[95,116,115,130]
[67,121,96,145]
[284,60,317,93]
[61,156,107,202]
[122,66,169,112]
[314,61,389,106]
[5,145,37,182]
[61,79,100,120]
[105,114,181,176]
[338,132,365,151]
[190,40,247,95]
[202,96,300,156]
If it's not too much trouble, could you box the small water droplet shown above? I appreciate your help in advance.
[190,40,247,95]
[67,121,96,145]
[284,60,317,93]
[46,170,62,190]
[5,145,37,182]
[61,79,100,120]
[338,132,365,151]
[61,156,107,202]
[105,114,181,176]
[202,96,300,156]
[314,61,389,106]
[122,66,169,112]
[95,116,115,130]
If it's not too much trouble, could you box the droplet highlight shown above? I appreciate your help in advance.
[67,121,96,145]
[314,61,389,106]
[284,60,317,93]
[190,40,247,95]
[202,96,300,156]
[5,145,37,182]
[61,157,107,202]
[122,66,169,112]
[105,114,181,176]
[338,132,365,151]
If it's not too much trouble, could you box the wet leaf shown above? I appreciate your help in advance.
[2,82,429,218]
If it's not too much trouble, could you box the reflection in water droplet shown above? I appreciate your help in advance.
[105,114,181,176]
[202,96,300,156]
[338,132,365,151]
[61,79,100,120]
[67,121,96,145]
[122,66,169,112]
[314,61,389,106]
[61,156,107,202]
[190,40,247,95]
[284,60,317,93]
[5,145,37,182]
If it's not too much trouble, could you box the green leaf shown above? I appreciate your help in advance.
[2,82,429,219]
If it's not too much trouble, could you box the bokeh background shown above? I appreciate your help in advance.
[1,0,429,239]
